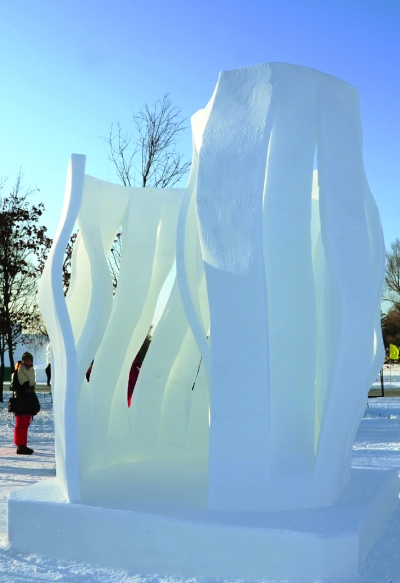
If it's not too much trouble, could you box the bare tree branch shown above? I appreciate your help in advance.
[103,92,191,287]
[383,239,400,309]
[107,229,122,290]
[104,93,190,189]
[62,232,77,295]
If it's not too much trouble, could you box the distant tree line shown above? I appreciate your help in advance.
[0,171,52,401]
[382,239,400,351]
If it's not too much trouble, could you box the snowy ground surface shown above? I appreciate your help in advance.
[0,392,400,582]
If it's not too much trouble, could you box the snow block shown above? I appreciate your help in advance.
[8,468,398,582]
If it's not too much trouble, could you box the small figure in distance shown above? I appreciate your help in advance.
[11,352,41,455]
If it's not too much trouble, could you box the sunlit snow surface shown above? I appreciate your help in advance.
[0,394,400,582]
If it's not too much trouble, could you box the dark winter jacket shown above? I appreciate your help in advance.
[10,372,40,416]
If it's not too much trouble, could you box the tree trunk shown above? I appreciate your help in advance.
[4,306,15,372]
[7,341,15,372]
[0,350,4,403]
[4,282,15,372]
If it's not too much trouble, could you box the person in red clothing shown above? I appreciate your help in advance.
[127,355,142,408]
[86,360,94,382]
[127,334,152,407]
[12,352,39,455]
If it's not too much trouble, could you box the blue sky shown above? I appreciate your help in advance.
[1,0,399,245]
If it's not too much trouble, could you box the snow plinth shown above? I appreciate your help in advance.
[8,469,398,582]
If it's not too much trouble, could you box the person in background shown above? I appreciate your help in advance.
[45,342,51,386]
[12,352,39,455]
[127,354,142,408]
[86,360,94,382]
[127,335,152,407]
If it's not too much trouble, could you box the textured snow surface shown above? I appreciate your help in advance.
[0,394,400,582]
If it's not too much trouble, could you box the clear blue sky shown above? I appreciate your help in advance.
[1,0,399,245]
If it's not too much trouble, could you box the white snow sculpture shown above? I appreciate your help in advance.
[40,62,385,510]
[194,63,386,512]
[10,63,396,581]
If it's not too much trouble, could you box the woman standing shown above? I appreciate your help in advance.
[12,351,40,455]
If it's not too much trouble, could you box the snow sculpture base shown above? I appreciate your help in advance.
[8,468,398,582]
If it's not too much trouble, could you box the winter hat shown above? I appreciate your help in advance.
[21,352,33,361]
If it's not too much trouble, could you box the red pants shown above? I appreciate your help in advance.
[14,414,32,447]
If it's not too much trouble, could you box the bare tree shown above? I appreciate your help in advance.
[383,239,400,310]
[104,93,191,289]
[0,171,52,400]
[105,93,191,188]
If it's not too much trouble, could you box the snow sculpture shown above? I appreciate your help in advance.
[9,63,396,582]
[195,63,386,512]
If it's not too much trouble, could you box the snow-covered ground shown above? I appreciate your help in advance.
[0,394,400,582]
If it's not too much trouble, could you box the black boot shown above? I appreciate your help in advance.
[16,445,34,455]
